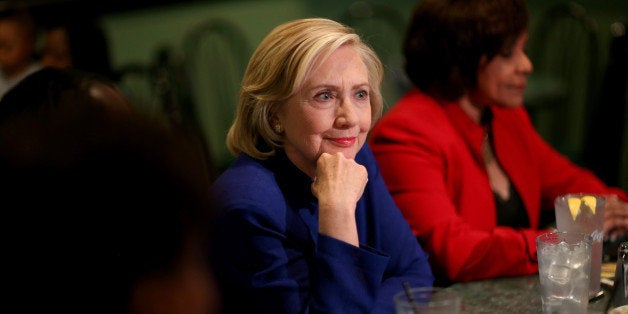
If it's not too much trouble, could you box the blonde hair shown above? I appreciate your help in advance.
[226,18,383,160]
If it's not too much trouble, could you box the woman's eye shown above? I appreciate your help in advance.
[315,91,333,101]
[356,90,368,100]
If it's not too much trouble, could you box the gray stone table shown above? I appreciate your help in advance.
[443,274,611,313]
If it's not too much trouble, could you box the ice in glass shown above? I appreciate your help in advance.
[537,231,592,314]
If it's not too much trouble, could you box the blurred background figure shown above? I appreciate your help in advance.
[0,68,220,314]
[40,17,115,81]
[0,4,41,98]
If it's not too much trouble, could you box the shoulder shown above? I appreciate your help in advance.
[491,105,535,132]
[386,88,445,116]
[210,154,290,230]
[371,89,458,144]
[493,105,532,121]
[375,89,452,131]
[210,154,284,210]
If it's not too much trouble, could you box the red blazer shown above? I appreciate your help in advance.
[369,88,628,282]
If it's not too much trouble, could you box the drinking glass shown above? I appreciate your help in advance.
[554,193,605,298]
[394,287,461,314]
[537,231,592,314]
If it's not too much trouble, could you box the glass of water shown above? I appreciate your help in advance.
[537,231,592,314]
[554,193,605,298]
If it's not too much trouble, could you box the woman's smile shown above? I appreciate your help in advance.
[327,136,357,147]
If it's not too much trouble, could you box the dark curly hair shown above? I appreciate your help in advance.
[403,0,528,101]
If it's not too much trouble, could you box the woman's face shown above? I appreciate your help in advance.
[278,45,372,177]
[471,33,533,108]
[41,27,73,69]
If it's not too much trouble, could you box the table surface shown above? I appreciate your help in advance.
[443,274,612,313]
[441,238,628,313]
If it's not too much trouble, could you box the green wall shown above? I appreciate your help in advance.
[99,0,627,189]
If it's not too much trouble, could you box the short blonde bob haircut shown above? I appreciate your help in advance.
[226,18,384,160]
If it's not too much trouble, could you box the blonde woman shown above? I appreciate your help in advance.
[210,18,433,313]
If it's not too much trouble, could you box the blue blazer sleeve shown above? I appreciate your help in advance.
[355,144,435,313]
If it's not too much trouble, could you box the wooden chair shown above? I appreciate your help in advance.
[182,18,251,172]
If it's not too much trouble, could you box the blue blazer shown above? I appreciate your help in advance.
[210,144,434,313]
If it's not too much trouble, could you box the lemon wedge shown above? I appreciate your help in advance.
[582,195,597,214]
[568,197,582,220]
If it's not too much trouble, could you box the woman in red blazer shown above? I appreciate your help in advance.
[369,0,628,285]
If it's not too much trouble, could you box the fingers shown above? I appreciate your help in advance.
[604,217,628,235]
[312,152,367,200]
[603,196,628,240]
[313,152,365,246]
